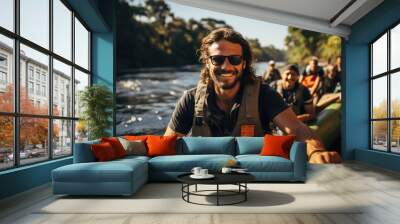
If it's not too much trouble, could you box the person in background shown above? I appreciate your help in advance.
[316,64,341,109]
[276,64,315,123]
[322,64,340,94]
[332,56,342,83]
[300,56,324,105]
[165,28,341,163]
[262,60,281,87]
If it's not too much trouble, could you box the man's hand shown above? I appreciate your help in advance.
[309,150,342,164]
[273,108,342,164]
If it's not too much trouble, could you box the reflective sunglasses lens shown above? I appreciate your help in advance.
[210,56,225,65]
[228,56,242,65]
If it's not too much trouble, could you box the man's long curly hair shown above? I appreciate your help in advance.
[197,28,256,86]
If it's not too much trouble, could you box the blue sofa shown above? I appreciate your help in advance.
[52,137,306,196]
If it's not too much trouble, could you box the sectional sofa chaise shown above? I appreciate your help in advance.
[52,137,307,196]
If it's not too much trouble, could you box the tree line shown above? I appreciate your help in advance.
[117,0,340,70]
[117,0,286,70]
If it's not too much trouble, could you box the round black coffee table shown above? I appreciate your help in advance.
[177,173,255,206]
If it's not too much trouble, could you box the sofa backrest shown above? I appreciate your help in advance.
[235,137,263,155]
[177,137,236,155]
[73,139,100,163]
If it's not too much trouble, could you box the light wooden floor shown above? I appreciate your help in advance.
[1,161,400,224]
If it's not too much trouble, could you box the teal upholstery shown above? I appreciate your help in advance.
[148,154,234,179]
[73,140,100,163]
[290,141,307,181]
[52,158,148,195]
[236,137,263,155]
[236,155,293,172]
[177,137,235,155]
[52,137,307,195]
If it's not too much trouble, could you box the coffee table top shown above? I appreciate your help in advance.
[177,172,255,185]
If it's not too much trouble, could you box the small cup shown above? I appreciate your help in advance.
[199,169,208,176]
[221,167,232,174]
[191,167,202,176]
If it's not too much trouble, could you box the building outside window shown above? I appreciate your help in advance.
[0,0,91,170]
[0,71,6,85]
[28,67,34,80]
[28,81,34,94]
[0,54,7,89]
[36,83,40,95]
[42,85,46,97]
[0,54,6,67]
[35,70,40,81]
[41,73,46,83]
[370,22,400,154]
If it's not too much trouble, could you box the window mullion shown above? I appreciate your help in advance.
[13,0,20,167]
[387,29,391,152]
[71,10,76,154]
[48,0,54,160]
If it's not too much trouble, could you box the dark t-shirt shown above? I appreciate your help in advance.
[281,83,313,115]
[167,83,288,136]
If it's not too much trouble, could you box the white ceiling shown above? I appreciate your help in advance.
[168,0,384,38]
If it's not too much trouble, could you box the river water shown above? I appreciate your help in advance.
[116,62,273,135]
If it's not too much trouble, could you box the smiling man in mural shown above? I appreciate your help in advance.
[164,28,341,164]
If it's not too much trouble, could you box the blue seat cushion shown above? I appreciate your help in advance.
[149,154,235,172]
[52,159,147,183]
[236,155,293,172]
[177,137,235,155]
[235,137,263,155]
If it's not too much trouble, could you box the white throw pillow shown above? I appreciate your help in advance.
[118,137,147,156]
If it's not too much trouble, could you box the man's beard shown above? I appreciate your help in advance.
[211,68,243,90]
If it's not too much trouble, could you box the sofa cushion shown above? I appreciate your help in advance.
[236,155,293,172]
[73,139,100,163]
[91,142,118,161]
[235,137,263,155]
[260,134,296,159]
[148,154,235,172]
[177,137,235,155]
[53,158,148,182]
[118,138,147,156]
[147,135,177,157]
[101,137,127,158]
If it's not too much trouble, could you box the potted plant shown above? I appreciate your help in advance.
[79,84,113,140]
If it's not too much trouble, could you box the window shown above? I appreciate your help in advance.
[35,70,41,81]
[0,0,14,32]
[370,23,400,154]
[28,67,34,80]
[28,81,34,94]
[20,0,49,49]
[0,55,7,67]
[36,83,40,95]
[75,17,89,70]
[0,1,91,170]
[53,0,72,60]
[0,71,6,85]
[53,59,72,117]
[41,73,46,83]
[0,34,13,113]
[42,85,46,97]
[0,54,8,89]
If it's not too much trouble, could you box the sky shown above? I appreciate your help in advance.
[165,1,288,49]
[0,0,89,73]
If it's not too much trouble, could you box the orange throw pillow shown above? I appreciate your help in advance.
[146,135,177,157]
[91,142,117,162]
[124,135,148,141]
[260,134,296,159]
[101,137,127,158]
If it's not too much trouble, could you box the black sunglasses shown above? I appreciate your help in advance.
[209,55,243,66]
